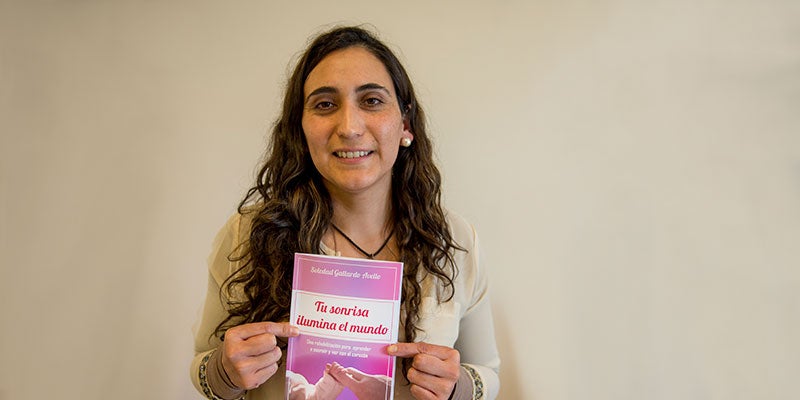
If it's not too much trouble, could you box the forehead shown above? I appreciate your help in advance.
[304,47,395,95]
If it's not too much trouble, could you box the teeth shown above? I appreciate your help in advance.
[336,151,370,159]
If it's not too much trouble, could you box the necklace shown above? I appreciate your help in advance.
[331,224,394,259]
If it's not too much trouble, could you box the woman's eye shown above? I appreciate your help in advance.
[314,101,335,110]
[363,97,384,107]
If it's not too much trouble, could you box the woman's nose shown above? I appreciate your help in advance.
[336,102,364,138]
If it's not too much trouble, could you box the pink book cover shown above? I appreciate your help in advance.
[286,253,403,400]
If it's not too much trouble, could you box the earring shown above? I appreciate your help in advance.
[401,137,413,147]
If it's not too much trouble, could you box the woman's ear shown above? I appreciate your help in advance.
[402,114,413,136]
[401,106,414,145]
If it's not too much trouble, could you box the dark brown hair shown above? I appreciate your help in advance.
[215,25,462,378]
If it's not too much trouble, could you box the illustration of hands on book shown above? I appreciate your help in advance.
[286,362,391,400]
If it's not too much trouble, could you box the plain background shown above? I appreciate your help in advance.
[1,1,799,399]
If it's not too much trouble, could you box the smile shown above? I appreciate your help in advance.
[335,151,372,159]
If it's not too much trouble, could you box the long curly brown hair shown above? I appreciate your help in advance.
[214,25,463,378]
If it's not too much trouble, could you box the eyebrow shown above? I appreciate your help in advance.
[305,83,391,103]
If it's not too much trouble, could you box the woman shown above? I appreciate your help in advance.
[191,26,500,400]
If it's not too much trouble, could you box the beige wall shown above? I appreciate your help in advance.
[2,1,799,399]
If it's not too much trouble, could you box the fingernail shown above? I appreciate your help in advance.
[387,345,397,354]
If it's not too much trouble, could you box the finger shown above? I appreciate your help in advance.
[253,361,280,383]
[387,342,419,358]
[225,332,279,358]
[407,366,457,394]
[409,383,439,400]
[238,360,279,390]
[228,346,282,378]
[410,353,460,378]
[249,346,283,369]
[328,364,359,386]
[407,367,459,400]
[342,367,367,380]
[228,321,300,341]
[388,342,458,361]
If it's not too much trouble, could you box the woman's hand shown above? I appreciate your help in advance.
[388,342,461,400]
[221,321,299,390]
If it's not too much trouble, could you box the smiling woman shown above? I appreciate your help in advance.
[302,47,413,198]
[190,26,500,400]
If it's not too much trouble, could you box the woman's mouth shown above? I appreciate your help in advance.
[335,151,372,159]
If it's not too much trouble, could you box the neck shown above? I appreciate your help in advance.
[332,193,392,237]
[326,187,394,258]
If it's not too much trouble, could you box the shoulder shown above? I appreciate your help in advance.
[444,208,490,300]
[207,206,261,283]
[445,209,478,252]
[443,209,482,282]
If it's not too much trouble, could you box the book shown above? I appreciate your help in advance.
[286,253,403,400]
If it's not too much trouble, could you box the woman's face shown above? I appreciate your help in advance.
[302,46,413,199]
